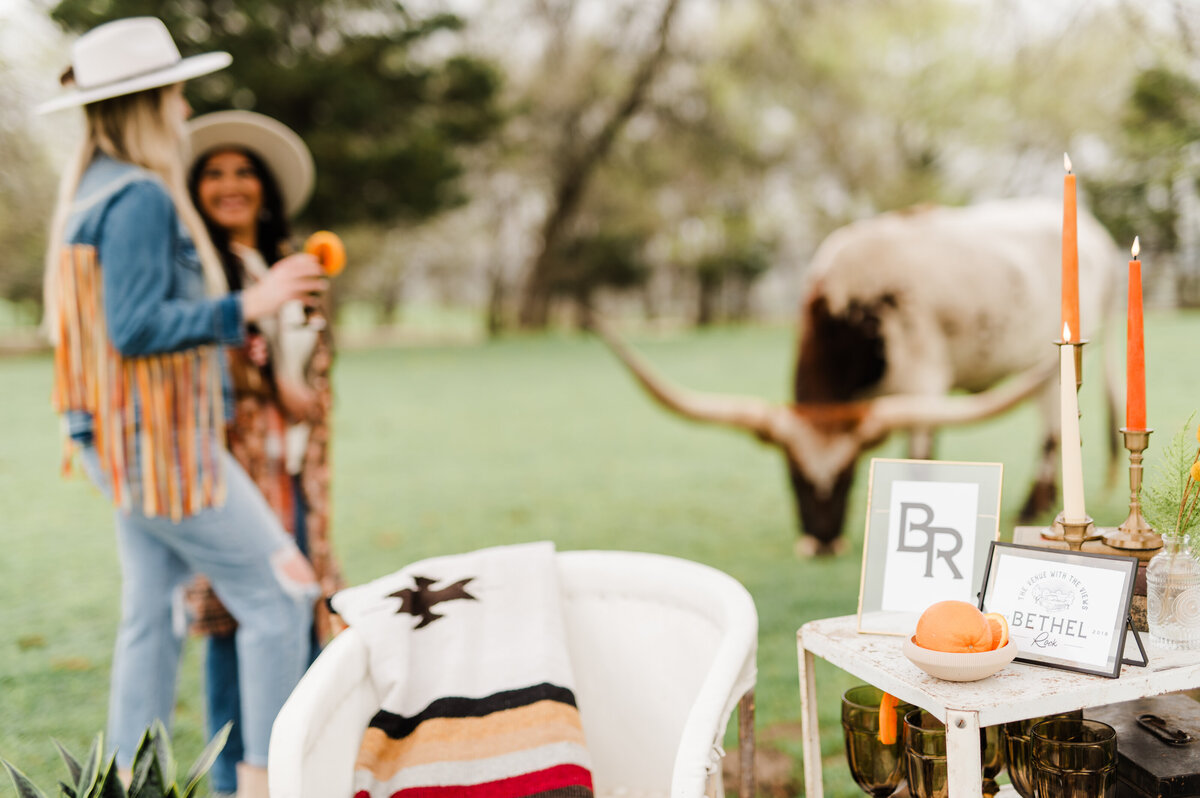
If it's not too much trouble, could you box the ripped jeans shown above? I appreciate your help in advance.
[80,445,316,769]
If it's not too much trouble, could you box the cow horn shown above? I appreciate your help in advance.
[591,319,788,440]
[862,357,1058,436]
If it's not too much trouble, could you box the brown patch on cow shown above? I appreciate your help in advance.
[795,296,888,403]
[788,401,870,427]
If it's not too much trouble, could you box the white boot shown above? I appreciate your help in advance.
[235,762,270,798]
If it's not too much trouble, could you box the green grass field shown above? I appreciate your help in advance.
[2,315,1198,796]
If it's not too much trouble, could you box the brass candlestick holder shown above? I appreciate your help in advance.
[1104,428,1161,551]
[1066,337,1087,391]
[1044,513,1100,550]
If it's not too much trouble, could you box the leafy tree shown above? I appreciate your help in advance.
[0,55,56,309]
[549,231,650,328]
[1091,66,1200,303]
[514,0,685,328]
[48,0,504,228]
[693,241,771,327]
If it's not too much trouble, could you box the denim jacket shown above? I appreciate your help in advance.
[64,154,244,441]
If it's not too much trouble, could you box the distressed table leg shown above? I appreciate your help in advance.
[946,709,983,798]
[797,635,823,798]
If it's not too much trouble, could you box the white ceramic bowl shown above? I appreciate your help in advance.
[902,637,1017,682]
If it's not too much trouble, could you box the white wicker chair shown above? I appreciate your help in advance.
[268,549,758,798]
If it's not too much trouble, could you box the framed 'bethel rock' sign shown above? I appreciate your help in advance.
[856,458,1003,636]
[979,542,1143,678]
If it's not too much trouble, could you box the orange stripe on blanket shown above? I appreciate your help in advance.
[357,715,586,779]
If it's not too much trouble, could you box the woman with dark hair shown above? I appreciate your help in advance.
[38,19,325,798]
[186,111,342,798]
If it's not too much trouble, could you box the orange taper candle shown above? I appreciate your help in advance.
[1062,153,1080,342]
[1126,237,1146,430]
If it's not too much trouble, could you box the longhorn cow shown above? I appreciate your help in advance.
[597,198,1120,555]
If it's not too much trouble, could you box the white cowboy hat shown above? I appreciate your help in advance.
[37,17,230,114]
[188,111,316,217]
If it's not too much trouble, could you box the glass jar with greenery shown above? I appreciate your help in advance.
[1142,418,1200,650]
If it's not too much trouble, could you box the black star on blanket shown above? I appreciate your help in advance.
[388,576,477,629]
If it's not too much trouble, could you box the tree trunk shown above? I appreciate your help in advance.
[486,263,507,337]
[517,0,684,329]
[696,280,718,327]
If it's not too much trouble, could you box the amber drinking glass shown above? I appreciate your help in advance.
[980,720,1005,798]
[841,685,912,796]
[1031,718,1117,798]
[1002,710,1084,798]
[902,709,1004,798]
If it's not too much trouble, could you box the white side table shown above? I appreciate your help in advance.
[798,614,1200,798]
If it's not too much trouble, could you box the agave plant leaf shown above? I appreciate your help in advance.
[128,753,166,798]
[128,727,157,797]
[96,756,128,798]
[76,733,105,798]
[59,780,78,798]
[182,721,232,797]
[2,759,50,798]
[52,738,83,786]
[150,720,176,788]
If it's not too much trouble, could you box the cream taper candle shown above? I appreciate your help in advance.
[1061,322,1086,521]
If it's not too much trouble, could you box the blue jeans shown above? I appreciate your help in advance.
[207,475,319,792]
[80,445,316,770]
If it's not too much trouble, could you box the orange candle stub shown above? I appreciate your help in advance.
[1061,153,1079,342]
[1126,237,1146,430]
[304,230,346,277]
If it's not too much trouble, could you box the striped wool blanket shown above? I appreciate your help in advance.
[330,541,594,798]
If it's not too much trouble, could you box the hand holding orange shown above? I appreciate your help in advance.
[303,230,346,277]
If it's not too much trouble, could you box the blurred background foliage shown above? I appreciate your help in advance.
[5,0,1200,336]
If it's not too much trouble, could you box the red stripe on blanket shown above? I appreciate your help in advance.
[389,764,593,798]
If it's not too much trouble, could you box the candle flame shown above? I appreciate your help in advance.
[1132,236,1140,258]
[1064,152,1072,173]
[1063,321,1072,341]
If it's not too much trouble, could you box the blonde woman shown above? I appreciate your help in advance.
[38,18,325,797]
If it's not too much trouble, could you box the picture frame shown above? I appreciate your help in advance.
[856,458,1004,636]
[979,542,1144,678]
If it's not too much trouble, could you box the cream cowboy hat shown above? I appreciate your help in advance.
[37,17,231,114]
[188,111,316,217]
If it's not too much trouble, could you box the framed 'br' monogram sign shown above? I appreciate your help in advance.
[856,458,1004,636]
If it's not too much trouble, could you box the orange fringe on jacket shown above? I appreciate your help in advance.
[51,245,226,521]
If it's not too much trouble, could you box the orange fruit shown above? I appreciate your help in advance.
[914,600,994,653]
[984,613,1009,650]
[878,692,900,745]
[304,230,346,277]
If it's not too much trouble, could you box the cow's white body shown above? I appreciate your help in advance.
[804,198,1118,398]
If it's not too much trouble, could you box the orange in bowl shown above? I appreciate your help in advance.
[906,601,1017,681]
[985,612,1009,649]
[914,600,994,653]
